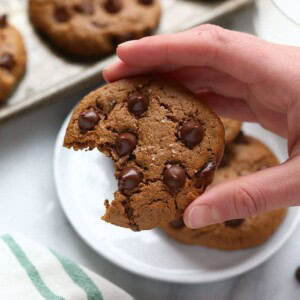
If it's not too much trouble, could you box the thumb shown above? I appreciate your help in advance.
[184,157,300,229]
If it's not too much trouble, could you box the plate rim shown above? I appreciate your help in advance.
[53,112,300,284]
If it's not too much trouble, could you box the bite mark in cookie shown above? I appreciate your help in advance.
[64,76,225,230]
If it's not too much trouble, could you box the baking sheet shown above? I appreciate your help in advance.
[0,0,253,123]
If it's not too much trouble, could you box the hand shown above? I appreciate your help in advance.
[103,24,300,229]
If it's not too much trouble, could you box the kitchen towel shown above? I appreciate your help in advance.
[0,234,133,300]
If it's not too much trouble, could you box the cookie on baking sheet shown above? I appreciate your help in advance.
[29,0,161,58]
[64,76,225,230]
[161,134,287,250]
[220,117,241,145]
[0,15,26,104]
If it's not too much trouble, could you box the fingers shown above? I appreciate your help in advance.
[104,63,249,99]
[184,157,300,228]
[103,59,180,83]
[198,93,257,122]
[115,24,283,84]
[165,66,248,99]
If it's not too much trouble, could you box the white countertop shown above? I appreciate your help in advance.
[1,2,300,299]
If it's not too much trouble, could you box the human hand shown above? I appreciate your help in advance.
[103,24,300,228]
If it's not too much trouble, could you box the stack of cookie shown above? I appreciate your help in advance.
[161,118,287,250]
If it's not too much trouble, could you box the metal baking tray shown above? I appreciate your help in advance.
[0,0,253,123]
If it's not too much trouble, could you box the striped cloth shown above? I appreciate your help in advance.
[0,234,133,300]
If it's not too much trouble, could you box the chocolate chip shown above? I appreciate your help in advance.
[0,14,7,28]
[127,93,149,116]
[138,0,153,5]
[104,0,122,14]
[163,165,186,189]
[119,167,142,190]
[169,217,185,229]
[74,0,94,15]
[111,33,135,47]
[295,267,300,283]
[225,219,245,228]
[54,6,70,22]
[78,109,100,131]
[234,131,248,144]
[195,161,215,189]
[0,53,15,70]
[180,121,204,147]
[116,133,137,156]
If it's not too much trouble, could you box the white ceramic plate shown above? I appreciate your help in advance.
[54,113,300,284]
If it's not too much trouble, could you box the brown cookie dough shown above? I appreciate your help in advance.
[0,15,26,104]
[220,117,241,145]
[64,76,225,230]
[29,0,161,58]
[161,135,287,250]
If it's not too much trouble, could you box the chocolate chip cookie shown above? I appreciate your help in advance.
[220,117,241,145]
[161,135,287,250]
[64,76,225,230]
[0,15,26,104]
[29,0,161,57]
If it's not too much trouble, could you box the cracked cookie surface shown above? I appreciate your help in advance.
[161,134,287,250]
[64,76,225,230]
[29,0,161,57]
[0,15,26,103]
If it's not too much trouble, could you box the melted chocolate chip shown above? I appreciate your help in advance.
[0,53,15,70]
[295,267,300,283]
[54,6,71,22]
[104,0,122,14]
[78,109,100,131]
[74,0,94,15]
[163,165,186,189]
[180,121,204,147]
[127,93,149,116]
[225,219,245,228]
[116,133,137,156]
[169,217,185,229]
[119,167,142,190]
[0,14,7,28]
[195,161,215,189]
[138,0,153,5]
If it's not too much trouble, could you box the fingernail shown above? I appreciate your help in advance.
[118,40,138,48]
[102,68,110,83]
[186,205,220,229]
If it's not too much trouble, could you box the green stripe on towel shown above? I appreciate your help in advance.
[2,235,64,300]
[52,251,103,300]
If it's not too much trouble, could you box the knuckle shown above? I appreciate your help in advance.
[206,26,227,44]
[193,25,227,63]
[196,24,227,43]
[231,184,266,217]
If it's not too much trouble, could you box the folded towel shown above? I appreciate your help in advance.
[0,234,133,300]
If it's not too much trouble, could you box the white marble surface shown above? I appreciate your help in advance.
[1,3,300,299]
